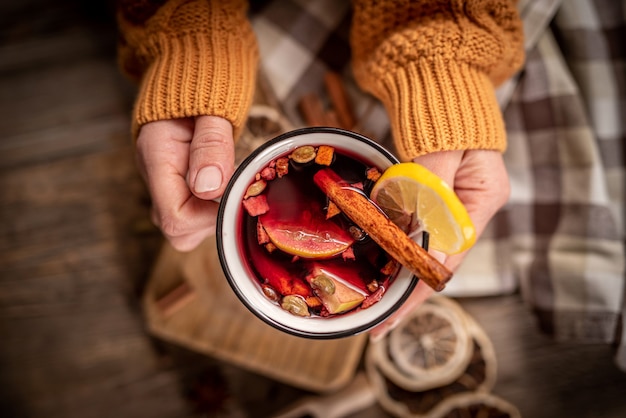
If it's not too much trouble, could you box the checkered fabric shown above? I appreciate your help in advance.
[250,0,392,142]
[250,0,625,369]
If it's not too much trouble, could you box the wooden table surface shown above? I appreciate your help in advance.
[1,1,625,417]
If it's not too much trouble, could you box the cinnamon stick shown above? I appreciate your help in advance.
[324,71,355,130]
[324,109,341,128]
[298,93,327,126]
[313,168,452,291]
[156,281,196,318]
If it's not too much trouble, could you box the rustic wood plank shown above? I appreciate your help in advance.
[143,238,368,394]
[0,3,201,418]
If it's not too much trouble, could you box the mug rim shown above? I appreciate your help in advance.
[216,127,420,339]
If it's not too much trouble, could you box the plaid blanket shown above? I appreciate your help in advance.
[249,0,626,369]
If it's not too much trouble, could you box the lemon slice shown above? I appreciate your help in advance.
[370,162,476,255]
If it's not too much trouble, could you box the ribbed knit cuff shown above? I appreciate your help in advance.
[132,29,258,140]
[377,58,507,162]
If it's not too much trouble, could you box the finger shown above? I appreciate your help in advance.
[187,115,235,200]
[135,118,194,183]
[137,119,219,252]
[150,198,220,252]
[150,203,219,251]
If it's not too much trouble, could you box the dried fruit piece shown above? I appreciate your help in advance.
[361,285,385,309]
[281,295,310,317]
[310,274,336,295]
[305,296,323,308]
[291,145,316,163]
[326,201,341,219]
[243,195,269,217]
[381,259,398,275]
[261,284,279,302]
[260,167,276,181]
[351,181,364,190]
[349,225,366,241]
[315,145,335,166]
[341,247,355,261]
[306,265,366,314]
[275,157,289,177]
[254,249,312,298]
[366,167,382,182]
[367,280,379,293]
[257,220,270,245]
[245,179,266,198]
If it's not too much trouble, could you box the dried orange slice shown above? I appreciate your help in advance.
[432,392,521,418]
[370,162,475,255]
[365,296,502,417]
[367,296,474,392]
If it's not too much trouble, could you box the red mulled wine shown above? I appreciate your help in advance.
[240,145,399,318]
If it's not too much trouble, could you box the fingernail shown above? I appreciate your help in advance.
[194,166,222,193]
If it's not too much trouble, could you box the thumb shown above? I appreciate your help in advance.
[187,115,235,200]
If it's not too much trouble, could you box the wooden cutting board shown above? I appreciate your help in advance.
[142,237,368,393]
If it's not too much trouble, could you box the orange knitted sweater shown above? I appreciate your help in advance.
[117,0,524,160]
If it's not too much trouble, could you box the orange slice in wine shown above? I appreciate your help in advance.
[260,214,354,259]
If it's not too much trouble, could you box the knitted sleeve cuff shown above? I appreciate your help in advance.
[371,57,507,162]
[131,27,258,140]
